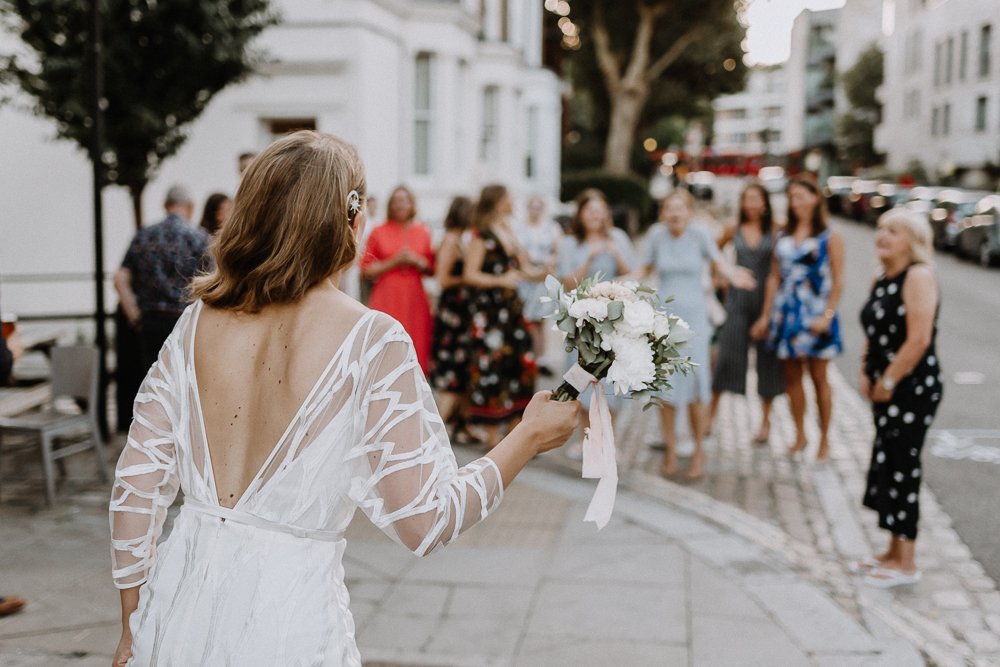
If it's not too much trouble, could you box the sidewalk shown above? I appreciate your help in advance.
[0,367,995,665]
[0,448,920,667]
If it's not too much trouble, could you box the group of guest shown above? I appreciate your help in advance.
[689,177,941,587]
[701,177,844,472]
[359,184,543,449]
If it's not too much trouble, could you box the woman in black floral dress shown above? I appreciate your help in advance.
[463,184,541,447]
[856,209,942,588]
[430,196,479,444]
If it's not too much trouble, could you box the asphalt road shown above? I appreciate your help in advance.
[831,215,1000,583]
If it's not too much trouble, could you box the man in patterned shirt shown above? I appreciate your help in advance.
[114,185,209,371]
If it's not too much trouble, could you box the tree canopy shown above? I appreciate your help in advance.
[1,0,276,226]
[837,43,884,169]
[559,0,748,175]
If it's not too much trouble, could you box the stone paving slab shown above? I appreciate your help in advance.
[0,368,929,667]
[538,360,999,665]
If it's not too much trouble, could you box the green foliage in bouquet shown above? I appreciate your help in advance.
[544,274,695,409]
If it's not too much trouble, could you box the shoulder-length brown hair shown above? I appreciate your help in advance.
[443,195,473,231]
[785,176,828,237]
[570,188,612,241]
[739,182,774,234]
[191,131,367,312]
[472,183,509,231]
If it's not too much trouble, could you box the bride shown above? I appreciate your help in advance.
[109,131,579,666]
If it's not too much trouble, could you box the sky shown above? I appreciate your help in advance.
[743,0,847,65]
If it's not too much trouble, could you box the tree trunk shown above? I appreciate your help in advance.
[129,183,145,229]
[603,84,649,175]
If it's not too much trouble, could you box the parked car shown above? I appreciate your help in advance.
[956,195,1000,267]
[824,176,854,214]
[758,166,788,194]
[903,186,946,217]
[865,184,910,225]
[685,171,716,201]
[929,189,989,250]
[846,180,879,221]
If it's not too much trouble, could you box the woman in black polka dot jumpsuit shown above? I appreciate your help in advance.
[857,209,942,587]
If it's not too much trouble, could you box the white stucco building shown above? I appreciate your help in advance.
[0,0,561,317]
[712,65,789,158]
[876,0,999,185]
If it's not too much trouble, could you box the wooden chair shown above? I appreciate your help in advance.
[0,346,109,504]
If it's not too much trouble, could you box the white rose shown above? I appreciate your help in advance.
[653,313,671,339]
[667,317,694,344]
[616,299,656,337]
[605,336,656,394]
[568,298,608,325]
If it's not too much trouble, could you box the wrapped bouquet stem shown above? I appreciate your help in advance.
[542,275,695,529]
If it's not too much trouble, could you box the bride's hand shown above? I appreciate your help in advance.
[520,391,580,455]
[113,630,133,666]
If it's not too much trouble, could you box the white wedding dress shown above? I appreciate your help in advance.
[110,301,505,666]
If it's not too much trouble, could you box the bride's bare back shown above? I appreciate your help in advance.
[194,283,366,508]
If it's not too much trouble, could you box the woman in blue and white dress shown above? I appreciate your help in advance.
[638,189,755,480]
[754,177,844,461]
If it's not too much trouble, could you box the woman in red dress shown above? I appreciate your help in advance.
[361,185,435,373]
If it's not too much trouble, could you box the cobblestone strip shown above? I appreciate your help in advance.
[541,363,999,665]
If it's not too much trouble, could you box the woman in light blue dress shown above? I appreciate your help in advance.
[557,188,637,458]
[754,177,844,461]
[638,189,755,480]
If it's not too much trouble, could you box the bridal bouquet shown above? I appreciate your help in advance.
[541,275,695,529]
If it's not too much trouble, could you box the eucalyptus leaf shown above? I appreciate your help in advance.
[607,300,624,321]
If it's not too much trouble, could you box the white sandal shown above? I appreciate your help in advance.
[863,566,921,588]
[847,556,881,575]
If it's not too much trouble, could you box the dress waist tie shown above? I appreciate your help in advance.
[182,498,345,542]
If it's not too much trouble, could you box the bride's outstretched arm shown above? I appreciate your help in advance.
[349,322,576,556]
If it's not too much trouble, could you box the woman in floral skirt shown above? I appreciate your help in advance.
[463,184,542,448]
[429,196,480,444]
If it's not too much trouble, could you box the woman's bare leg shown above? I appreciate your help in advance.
[807,358,832,460]
[687,401,706,480]
[706,391,722,438]
[659,404,678,476]
[782,360,807,454]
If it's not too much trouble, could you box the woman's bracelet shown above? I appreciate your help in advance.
[823,308,835,320]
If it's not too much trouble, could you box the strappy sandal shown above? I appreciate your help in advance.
[863,566,921,588]
[847,556,881,574]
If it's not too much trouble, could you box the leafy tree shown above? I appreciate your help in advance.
[836,43,883,169]
[562,0,748,175]
[1,0,276,227]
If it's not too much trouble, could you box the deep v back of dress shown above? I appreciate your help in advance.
[110,283,508,666]
[193,287,371,509]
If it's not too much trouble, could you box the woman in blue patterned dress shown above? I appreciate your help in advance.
[754,177,845,461]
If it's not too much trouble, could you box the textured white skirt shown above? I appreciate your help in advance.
[128,503,358,666]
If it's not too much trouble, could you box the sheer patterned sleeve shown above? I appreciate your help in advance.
[348,321,504,556]
[109,335,182,589]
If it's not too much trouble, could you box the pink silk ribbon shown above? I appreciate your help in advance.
[563,363,617,530]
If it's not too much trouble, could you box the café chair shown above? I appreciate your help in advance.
[0,346,109,505]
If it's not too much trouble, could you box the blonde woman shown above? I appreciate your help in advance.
[109,133,579,666]
[854,209,941,588]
